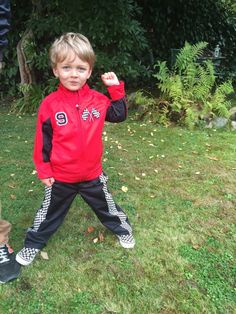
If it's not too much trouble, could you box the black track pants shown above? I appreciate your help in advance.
[24,173,133,249]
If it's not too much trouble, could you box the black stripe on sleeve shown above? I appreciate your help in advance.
[42,118,53,162]
[105,97,127,123]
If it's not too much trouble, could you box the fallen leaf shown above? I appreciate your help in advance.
[135,176,141,181]
[87,226,95,233]
[206,156,218,161]
[93,237,98,243]
[121,186,128,193]
[10,194,16,200]
[40,251,49,260]
[195,171,200,175]
[99,232,104,242]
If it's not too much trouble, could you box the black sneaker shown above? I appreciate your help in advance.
[0,244,21,284]
[16,247,39,266]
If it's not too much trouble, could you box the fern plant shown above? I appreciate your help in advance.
[136,41,234,129]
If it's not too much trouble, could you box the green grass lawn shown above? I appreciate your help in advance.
[0,107,235,313]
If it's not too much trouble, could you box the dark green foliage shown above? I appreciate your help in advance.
[1,0,148,99]
[136,0,236,76]
[1,0,236,113]
[131,42,234,128]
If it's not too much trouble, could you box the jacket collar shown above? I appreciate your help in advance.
[58,83,90,97]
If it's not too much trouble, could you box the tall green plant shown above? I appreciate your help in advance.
[133,42,234,129]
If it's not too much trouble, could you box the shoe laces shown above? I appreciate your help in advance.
[0,245,10,263]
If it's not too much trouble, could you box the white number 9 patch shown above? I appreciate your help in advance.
[55,112,68,126]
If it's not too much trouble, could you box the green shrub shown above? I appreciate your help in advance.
[132,42,234,129]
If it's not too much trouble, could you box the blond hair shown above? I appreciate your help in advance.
[49,32,96,69]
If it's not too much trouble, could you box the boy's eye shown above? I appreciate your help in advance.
[78,67,86,72]
[62,66,70,70]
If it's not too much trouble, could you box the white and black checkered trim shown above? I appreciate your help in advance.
[31,186,52,232]
[99,173,132,235]
[16,247,39,266]
[117,234,135,248]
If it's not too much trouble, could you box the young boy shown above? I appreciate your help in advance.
[16,32,135,266]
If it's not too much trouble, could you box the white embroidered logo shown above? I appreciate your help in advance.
[82,108,100,121]
[55,112,68,126]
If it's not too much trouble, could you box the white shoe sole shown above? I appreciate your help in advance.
[119,239,136,249]
[16,253,33,266]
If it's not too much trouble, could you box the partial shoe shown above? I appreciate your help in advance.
[16,247,39,266]
[0,244,21,283]
[117,234,135,249]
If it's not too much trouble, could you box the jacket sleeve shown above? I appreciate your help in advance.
[0,0,11,61]
[105,81,127,123]
[33,101,54,179]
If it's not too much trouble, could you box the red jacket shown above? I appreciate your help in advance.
[33,82,127,183]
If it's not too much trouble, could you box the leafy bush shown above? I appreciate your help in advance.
[131,42,234,129]
[2,0,149,106]
[135,0,236,81]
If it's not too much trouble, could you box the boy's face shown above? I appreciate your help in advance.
[53,52,92,91]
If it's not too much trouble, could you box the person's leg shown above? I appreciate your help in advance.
[0,220,21,283]
[79,173,135,248]
[16,181,78,265]
[0,219,11,245]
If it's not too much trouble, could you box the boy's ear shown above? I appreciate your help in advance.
[87,68,92,80]
[53,68,58,77]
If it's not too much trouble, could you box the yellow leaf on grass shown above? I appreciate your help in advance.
[40,251,49,260]
[121,186,128,193]
[206,156,219,161]
[93,238,98,243]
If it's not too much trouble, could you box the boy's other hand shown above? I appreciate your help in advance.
[101,72,119,87]
[41,177,55,187]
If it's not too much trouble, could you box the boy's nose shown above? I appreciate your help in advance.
[71,69,78,76]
